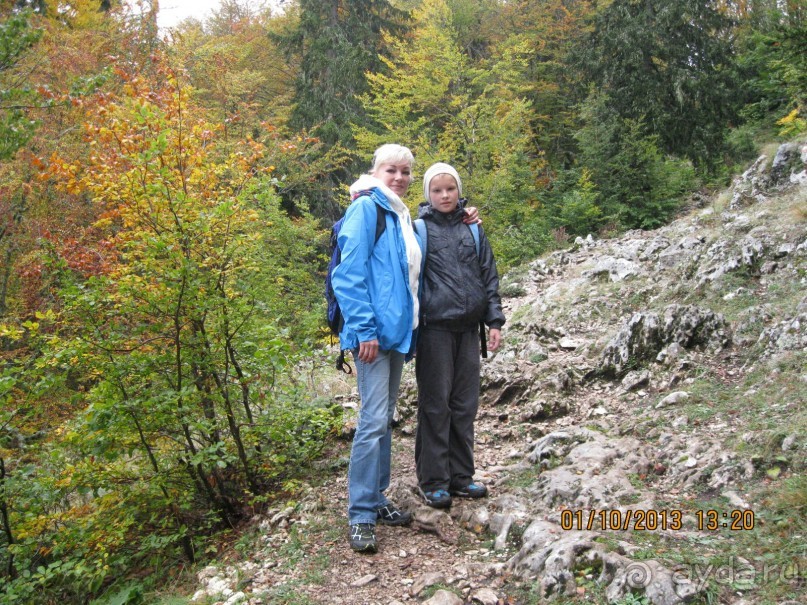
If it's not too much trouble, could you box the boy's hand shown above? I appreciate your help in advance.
[487,328,501,352]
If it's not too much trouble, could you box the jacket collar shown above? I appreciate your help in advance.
[417,198,468,221]
[349,174,400,212]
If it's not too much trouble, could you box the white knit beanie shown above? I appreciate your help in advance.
[422,162,463,202]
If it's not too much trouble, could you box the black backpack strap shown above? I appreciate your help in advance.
[354,189,385,243]
[375,204,386,243]
[336,349,353,374]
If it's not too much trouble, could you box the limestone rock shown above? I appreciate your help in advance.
[410,572,449,597]
[422,589,464,605]
[597,305,729,377]
[656,391,689,409]
[470,587,500,605]
[770,142,807,187]
[584,256,643,282]
[350,575,378,588]
[606,558,699,605]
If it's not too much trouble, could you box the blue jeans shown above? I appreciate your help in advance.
[348,349,404,525]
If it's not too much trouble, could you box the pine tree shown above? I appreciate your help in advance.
[276,0,407,148]
[577,0,739,171]
[733,0,807,135]
[572,90,697,231]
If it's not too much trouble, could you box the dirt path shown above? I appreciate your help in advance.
[293,418,514,604]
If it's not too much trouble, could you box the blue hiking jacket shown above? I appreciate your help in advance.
[332,189,415,354]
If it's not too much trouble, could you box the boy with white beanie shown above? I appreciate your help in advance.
[413,162,505,508]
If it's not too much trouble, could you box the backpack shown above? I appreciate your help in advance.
[413,218,488,357]
[325,198,386,372]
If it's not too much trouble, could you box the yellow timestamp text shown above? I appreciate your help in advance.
[695,509,755,531]
[559,508,756,532]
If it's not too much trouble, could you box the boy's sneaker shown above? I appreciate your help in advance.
[419,487,452,509]
[450,482,488,499]
[377,503,412,526]
[348,523,377,553]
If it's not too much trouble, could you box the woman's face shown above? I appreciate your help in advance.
[372,162,412,198]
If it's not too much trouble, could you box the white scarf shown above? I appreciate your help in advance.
[350,175,421,329]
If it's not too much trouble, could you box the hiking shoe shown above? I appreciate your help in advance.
[377,503,412,526]
[348,523,377,553]
[450,482,488,499]
[419,488,452,508]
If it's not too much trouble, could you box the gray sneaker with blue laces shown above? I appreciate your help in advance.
[419,487,452,508]
[449,482,488,499]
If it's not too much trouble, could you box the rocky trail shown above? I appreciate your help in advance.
[190,143,806,605]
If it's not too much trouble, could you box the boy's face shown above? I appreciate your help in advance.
[428,173,460,214]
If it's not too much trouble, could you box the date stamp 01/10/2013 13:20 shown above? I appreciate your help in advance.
[559,508,756,532]
[560,507,804,597]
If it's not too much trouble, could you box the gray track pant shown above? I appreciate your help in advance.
[415,326,480,492]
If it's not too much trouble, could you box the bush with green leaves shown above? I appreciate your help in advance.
[0,57,341,603]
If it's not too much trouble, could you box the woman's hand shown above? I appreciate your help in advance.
[463,206,482,225]
[358,339,379,363]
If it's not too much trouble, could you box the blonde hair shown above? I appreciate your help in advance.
[371,144,415,173]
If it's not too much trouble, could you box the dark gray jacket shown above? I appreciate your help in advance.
[417,202,505,332]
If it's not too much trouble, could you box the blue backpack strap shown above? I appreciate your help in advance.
[468,222,480,257]
[467,222,485,357]
[414,218,427,275]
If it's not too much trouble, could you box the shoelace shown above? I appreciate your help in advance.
[378,505,400,519]
[351,524,375,539]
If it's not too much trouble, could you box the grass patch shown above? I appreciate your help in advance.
[679,352,805,441]
[501,464,546,491]
[275,526,309,572]
[497,581,545,605]
[626,473,646,491]
[301,552,331,585]
[734,352,806,438]
[500,281,528,298]
[265,583,319,605]
[587,375,802,604]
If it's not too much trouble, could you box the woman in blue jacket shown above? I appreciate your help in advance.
[332,144,421,553]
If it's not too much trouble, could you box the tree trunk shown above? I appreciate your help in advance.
[0,457,16,579]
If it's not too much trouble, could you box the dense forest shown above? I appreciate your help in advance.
[0,0,804,602]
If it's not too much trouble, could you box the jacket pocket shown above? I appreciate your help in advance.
[459,238,477,263]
